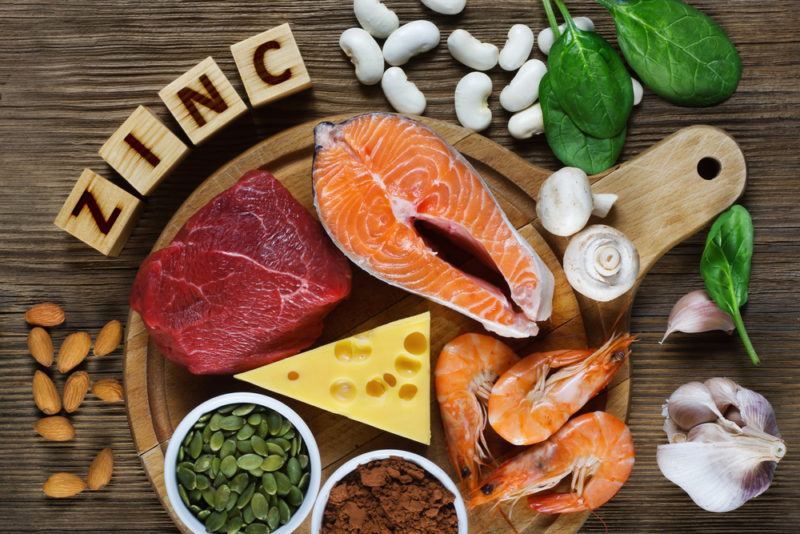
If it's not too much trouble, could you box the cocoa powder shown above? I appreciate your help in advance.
[322,456,459,533]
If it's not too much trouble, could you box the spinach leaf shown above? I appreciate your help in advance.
[597,0,742,106]
[540,73,626,174]
[546,0,633,138]
[700,205,759,365]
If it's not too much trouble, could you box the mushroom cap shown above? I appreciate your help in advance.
[563,224,640,302]
[536,167,593,236]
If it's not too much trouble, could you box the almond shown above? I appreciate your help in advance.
[63,371,90,413]
[43,472,86,498]
[32,370,61,414]
[92,378,124,403]
[87,448,114,490]
[25,302,65,327]
[34,416,75,441]
[93,319,122,357]
[57,331,91,373]
[28,327,54,367]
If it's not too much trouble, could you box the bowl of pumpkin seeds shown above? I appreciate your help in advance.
[164,392,321,533]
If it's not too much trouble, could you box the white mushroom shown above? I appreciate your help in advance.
[499,24,534,71]
[447,29,499,71]
[382,67,427,115]
[339,28,385,85]
[455,72,492,131]
[563,225,640,302]
[420,0,467,15]
[353,0,400,39]
[536,167,618,236]
[537,16,595,56]
[500,59,547,112]
[383,20,441,66]
[632,78,644,106]
[508,103,544,140]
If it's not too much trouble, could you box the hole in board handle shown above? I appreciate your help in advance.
[697,157,721,180]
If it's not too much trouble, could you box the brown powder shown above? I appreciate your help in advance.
[322,456,460,534]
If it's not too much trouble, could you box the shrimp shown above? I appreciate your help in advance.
[488,334,634,445]
[435,333,519,489]
[468,411,634,513]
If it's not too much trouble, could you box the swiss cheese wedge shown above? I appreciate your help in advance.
[235,312,431,444]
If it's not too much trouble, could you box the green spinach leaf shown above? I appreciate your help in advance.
[597,0,742,106]
[700,205,759,364]
[540,73,627,174]
[547,0,633,138]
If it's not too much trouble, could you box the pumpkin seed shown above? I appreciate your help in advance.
[250,436,268,456]
[274,472,291,496]
[226,516,244,534]
[177,464,196,490]
[287,486,303,507]
[268,493,278,507]
[249,467,264,478]
[251,492,268,520]
[183,430,194,447]
[237,454,263,471]
[237,482,256,509]
[278,418,292,437]
[189,430,204,459]
[210,430,225,451]
[206,510,227,532]
[261,473,277,495]
[211,457,221,478]
[215,484,232,512]
[267,506,280,529]
[178,484,191,507]
[190,503,202,514]
[233,403,255,416]
[298,454,309,470]
[265,442,284,456]
[196,474,210,491]
[218,404,237,414]
[220,439,237,458]
[236,424,255,441]
[298,472,309,491]
[258,420,269,438]
[178,447,185,462]
[198,412,212,423]
[220,416,245,431]
[221,455,238,478]
[237,440,253,454]
[245,524,268,534]
[286,457,302,485]
[277,498,290,524]
[271,437,291,452]
[203,488,217,507]
[198,509,212,520]
[194,455,212,473]
[210,413,224,432]
[267,412,282,436]
[225,491,239,512]
[190,489,203,503]
[247,413,262,426]
[261,454,285,472]
[290,436,299,457]
[203,424,213,443]
[230,472,250,494]
[242,504,255,524]
[283,429,295,441]
[214,472,229,487]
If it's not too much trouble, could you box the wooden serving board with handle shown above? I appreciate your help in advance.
[124,114,745,533]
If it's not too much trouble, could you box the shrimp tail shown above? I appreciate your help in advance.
[527,493,587,514]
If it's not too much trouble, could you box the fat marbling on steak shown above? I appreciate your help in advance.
[130,170,352,374]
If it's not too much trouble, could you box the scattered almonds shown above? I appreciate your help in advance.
[57,331,91,373]
[87,448,114,490]
[35,416,76,442]
[63,371,91,413]
[32,370,61,414]
[92,378,124,403]
[25,302,65,327]
[27,327,54,367]
[43,472,86,498]
[93,319,122,357]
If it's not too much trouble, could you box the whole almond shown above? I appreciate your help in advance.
[34,416,75,442]
[25,302,65,327]
[92,378,124,403]
[32,370,61,414]
[87,448,114,490]
[93,320,122,357]
[43,472,86,498]
[28,327,54,367]
[63,371,90,413]
[57,331,91,373]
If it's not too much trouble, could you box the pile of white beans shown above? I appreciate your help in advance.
[340,0,643,139]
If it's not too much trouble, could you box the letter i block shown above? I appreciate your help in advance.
[159,57,247,145]
[54,169,142,257]
[99,106,189,196]
[231,23,312,108]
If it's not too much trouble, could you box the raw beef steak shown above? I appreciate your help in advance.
[130,170,352,374]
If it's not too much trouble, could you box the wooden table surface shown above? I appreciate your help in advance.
[1,0,798,532]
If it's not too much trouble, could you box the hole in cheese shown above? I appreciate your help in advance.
[403,332,427,355]
[334,340,353,361]
[383,373,397,387]
[287,371,299,381]
[352,340,372,361]
[330,379,357,402]
[395,355,421,377]
[366,379,386,397]
[399,384,418,401]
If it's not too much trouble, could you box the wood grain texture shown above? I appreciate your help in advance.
[1,0,798,532]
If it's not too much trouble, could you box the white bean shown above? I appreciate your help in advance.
[353,0,399,39]
[420,0,467,15]
[500,59,547,112]
[447,29,499,71]
[537,17,595,56]
[508,103,544,139]
[382,67,427,115]
[499,24,534,71]
[455,72,492,131]
[383,20,441,66]
[632,78,643,106]
[339,28,385,85]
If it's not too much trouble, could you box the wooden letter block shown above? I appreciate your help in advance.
[159,57,247,145]
[54,169,142,257]
[231,23,312,108]
[99,106,189,196]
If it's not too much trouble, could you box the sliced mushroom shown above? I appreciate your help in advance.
[536,167,618,237]
[563,225,639,302]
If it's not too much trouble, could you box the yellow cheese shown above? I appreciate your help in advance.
[235,312,431,444]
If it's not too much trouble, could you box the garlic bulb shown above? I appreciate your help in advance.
[658,378,785,512]
[661,290,734,343]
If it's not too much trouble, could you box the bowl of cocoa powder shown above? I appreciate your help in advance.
[310,449,467,534]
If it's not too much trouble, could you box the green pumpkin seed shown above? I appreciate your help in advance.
[265,442,284,456]
[221,455,238,478]
[177,465,196,490]
[242,504,255,524]
[267,506,280,529]
[286,457,302,485]
[214,472,229,487]
[210,430,225,451]
[277,498,290,524]
[178,484,190,507]
[198,508,212,520]
[249,467,264,477]
[267,412,282,436]
[203,424,213,443]
[251,436,268,456]
[268,493,278,507]
[286,486,303,507]
[261,473,277,495]
[182,430,194,447]
[298,454,308,470]
[221,439,237,458]
[194,455,212,473]
[237,454,263,471]
[220,416,245,431]
[237,482,256,510]
[237,440,253,454]
[270,437,291,452]
[190,503,202,514]
[237,424,256,440]
[226,516,244,534]
[190,489,203,503]
[289,436,299,457]
[298,472,309,491]
[198,412,212,423]
[261,454,285,472]
[225,491,239,512]
[203,487,217,507]
[215,484,232,512]
[245,524,268,534]
[178,447,185,462]
[247,413,262,426]
[196,474,210,491]
[251,493,269,521]
[258,420,269,438]
[205,510,227,532]
[230,472,250,494]
[283,429,295,440]
[232,403,255,416]
[274,472,291,496]
[189,430,204,459]
[278,418,292,436]
[211,456,221,478]
[209,413,223,431]
[218,404,237,414]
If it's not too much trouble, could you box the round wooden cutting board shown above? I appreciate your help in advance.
[124,114,746,534]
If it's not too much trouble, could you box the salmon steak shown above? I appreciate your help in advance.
[312,113,554,338]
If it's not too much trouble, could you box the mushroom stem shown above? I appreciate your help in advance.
[591,193,617,218]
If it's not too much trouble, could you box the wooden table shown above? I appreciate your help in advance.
[1,1,797,531]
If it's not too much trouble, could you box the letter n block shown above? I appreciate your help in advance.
[159,57,247,145]
[54,169,142,257]
[231,23,312,108]
[99,106,189,196]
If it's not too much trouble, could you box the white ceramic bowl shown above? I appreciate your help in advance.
[310,449,468,534]
[164,392,321,534]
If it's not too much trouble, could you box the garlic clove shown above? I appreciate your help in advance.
[663,416,687,444]
[704,377,739,413]
[735,386,781,438]
[661,290,734,343]
[664,381,724,430]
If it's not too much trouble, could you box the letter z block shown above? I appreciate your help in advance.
[231,23,312,108]
[159,57,247,145]
[99,106,189,196]
[54,169,142,257]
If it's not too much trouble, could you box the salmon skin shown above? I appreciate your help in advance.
[312,113,554,338]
